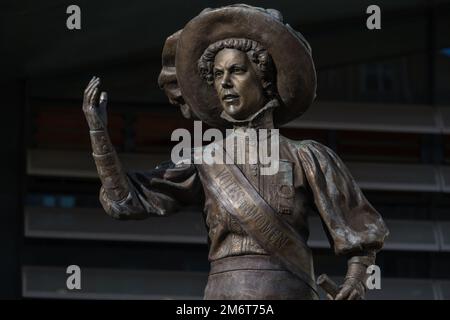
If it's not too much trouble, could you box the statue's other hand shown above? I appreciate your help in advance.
[334,278,366,300]
[82,76,108,130]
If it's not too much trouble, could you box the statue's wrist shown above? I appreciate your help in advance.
[93,152,130,201]
[345,252,376,287]
[90,129,114,154]
[84,112,106,131]
[89,124,105,131]
[345,262,367,283]
[347,251,376,268]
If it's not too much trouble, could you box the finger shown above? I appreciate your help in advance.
[86,76,96,88]
[357,282,366,293]
[85,79,99,98]
[348,290,360,300]
[335,286,352,300]
[99,91,108,107]
[326,294,334,300]
[85,77,98,94]
[86,79,100,100]
[90,87,99,106]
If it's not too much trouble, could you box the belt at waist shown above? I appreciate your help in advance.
[209,254,287,275]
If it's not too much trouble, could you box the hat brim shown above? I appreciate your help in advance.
[176,6,317,128]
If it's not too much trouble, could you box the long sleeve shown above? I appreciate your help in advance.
[297,140,389,255]
[99,160,203,220]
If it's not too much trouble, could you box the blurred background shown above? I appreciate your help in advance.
[2,0,450,299]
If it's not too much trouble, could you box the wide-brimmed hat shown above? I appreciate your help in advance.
[174,4,317,128]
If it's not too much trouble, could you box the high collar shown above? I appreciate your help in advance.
[220,99,279,130]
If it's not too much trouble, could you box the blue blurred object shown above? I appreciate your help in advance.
[440,48,450,57]
[59,196,76,208]
[42,195,56,207]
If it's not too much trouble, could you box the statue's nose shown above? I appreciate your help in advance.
[221,73,232,89]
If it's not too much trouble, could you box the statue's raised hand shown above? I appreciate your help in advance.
[82,76,108,131]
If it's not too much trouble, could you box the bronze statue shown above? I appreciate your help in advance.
[82,4,388,300]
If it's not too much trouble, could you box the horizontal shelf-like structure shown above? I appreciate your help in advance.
[25,206,447,253]
[22,266,450,300]
[27,149,450,193]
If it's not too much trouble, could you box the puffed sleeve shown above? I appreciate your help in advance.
[99,160,203,220]
[297,140,389,255]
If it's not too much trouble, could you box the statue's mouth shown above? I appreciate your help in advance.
[222,94,239,102]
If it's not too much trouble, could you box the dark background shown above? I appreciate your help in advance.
[1,0,450,299]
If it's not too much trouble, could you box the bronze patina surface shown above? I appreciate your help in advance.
[82,4,389,300]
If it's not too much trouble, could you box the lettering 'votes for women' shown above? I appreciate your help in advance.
[81,4,389,300]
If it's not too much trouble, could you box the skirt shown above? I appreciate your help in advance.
[203,254,318,300]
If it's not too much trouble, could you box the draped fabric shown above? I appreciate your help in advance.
[297,140,388,255]
[99,138,388,257]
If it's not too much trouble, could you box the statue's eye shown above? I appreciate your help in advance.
[232,66,245,74]
[214,71,223,78]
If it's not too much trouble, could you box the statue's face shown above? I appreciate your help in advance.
[213,48,265,120]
